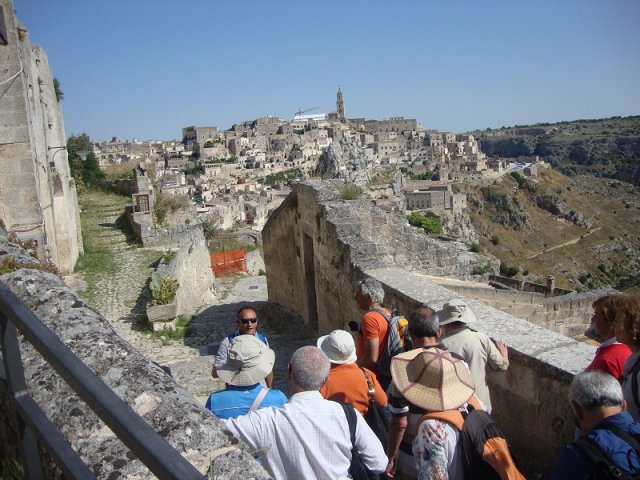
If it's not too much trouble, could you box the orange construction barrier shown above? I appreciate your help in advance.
[210,248,247,276]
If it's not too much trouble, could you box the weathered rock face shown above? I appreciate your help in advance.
[314,141,371,187]
[440,209,479,244]
[262,181,496,334]
[0,232,269,479]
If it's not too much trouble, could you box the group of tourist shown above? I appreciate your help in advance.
[203,282,640,479]
[550,293,640,479]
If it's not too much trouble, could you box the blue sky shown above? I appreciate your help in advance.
[13,0,640,143]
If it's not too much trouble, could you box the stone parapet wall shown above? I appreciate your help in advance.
[0,231,268,478]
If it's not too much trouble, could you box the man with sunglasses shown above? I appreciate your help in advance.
[212,306,274,388]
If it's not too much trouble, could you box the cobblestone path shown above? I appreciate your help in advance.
[68,192,314,406]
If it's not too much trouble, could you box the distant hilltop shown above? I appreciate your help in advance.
[468,116,640,185]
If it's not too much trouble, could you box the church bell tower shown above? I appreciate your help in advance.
[336,87,346,123]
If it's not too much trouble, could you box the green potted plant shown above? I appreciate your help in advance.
[146,273,179,328]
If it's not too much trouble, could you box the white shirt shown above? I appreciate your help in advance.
[225,391,387,480]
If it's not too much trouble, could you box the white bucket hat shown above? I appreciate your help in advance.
[217,334,275,386]
[437,299,477,326]
[317,330,357,365]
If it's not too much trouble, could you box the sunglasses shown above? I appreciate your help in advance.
[241,317,258,325]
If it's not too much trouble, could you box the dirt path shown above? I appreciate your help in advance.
[526,227,601,260]
[67,191,313,405]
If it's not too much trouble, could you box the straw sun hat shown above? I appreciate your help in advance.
[390,348,475,411]
[217,335,275,387]
[317,329,357,365]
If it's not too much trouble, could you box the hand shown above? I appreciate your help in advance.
[385,457,396,477]
[495,340,509,360]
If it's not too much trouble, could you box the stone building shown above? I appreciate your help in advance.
[0,0,82,273]
[403,184,466,213]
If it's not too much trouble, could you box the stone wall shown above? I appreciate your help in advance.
[0,0,82,274]
[0,230,267,479]
[127,208,205,248]
[442,283,609,337]
[152,227,215,318]
[262,180,597,477]
[262,180,495,334]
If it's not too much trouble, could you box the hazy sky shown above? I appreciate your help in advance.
[13,0,640,143]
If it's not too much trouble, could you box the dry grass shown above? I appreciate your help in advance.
[467,169,640,290]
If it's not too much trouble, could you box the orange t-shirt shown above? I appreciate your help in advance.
[320,363,387,414]
[355,308,390,367]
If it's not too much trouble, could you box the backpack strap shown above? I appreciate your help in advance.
[574,437,628,477]
[416,395,483,433]
[370,307,392,323]
[249,387,269,412]
[601,423,640,455]
[361,368,376,402]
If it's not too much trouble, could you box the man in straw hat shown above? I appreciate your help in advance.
[386,306,462,478]
[318,329,387,415]
[226,346,387,479]
[206,335,286,419]
[438,298,509,412]
[390,346,480,479]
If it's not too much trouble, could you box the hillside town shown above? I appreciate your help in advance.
[95,89,548,232]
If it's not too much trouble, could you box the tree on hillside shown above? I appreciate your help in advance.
[66,134,103,187]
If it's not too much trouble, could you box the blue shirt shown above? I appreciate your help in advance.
[550,411,640,480]
[206,383,287,419]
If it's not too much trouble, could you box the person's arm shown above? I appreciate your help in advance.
[212,337,230,379]
[354,408,387,473]
[549,445,591,480]
[486,337,509,372]
[385,414,407,477]
[358,337,380,369]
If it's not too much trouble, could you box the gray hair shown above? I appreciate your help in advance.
[569,371,624,410]
[408,307,439,338]
[358,278,385,304]
[290,346,330,391]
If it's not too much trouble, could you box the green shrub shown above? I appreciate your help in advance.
[161,250,177,265]
[407,211,443,235]
[470,243,482,253]
[340,184,363,200]
[149,273,179,305]
[491,235,500,245]
[471,265,490,275]
[499,263,520,278]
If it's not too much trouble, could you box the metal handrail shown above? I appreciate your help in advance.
[0,282,206,479]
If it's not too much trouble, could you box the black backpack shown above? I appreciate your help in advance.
[574,424,640,480]
[418,400,525,480]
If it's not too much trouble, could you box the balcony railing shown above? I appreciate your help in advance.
[0,283,206,479]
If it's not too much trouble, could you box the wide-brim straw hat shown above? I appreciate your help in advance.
[217,334,275,387]
[391,347,475,411]
[317,329,357,365]
[437,299,477,326]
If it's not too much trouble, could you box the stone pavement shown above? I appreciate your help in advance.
[66,195,315,407]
